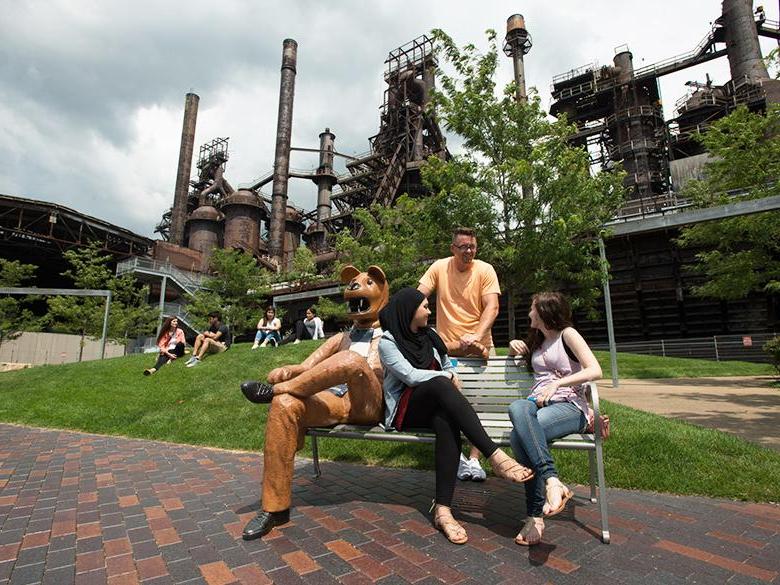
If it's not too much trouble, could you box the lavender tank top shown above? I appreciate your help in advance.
[529,331,591,423]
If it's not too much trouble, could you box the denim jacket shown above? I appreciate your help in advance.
[378,330,455,429]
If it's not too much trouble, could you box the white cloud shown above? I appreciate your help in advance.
[1,0,777,237]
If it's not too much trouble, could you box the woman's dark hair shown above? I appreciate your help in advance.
[307,306,317,316]
[156,316,178,344]
[525,292,573,371]
[261,306,276,325]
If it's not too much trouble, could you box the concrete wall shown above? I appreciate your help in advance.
[0,332,126,366]
[670,153,713,193]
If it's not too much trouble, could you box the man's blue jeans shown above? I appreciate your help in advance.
[508,399,586,517]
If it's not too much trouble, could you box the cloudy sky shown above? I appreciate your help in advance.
[1,0,777,238]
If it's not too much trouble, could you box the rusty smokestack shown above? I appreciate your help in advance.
[722,0,769,83]
[503,15,533,102]
[170,92,199,246]
[316,128,336,223]
[268,39,298,266]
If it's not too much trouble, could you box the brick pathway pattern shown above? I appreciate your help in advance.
[0,424,778,585]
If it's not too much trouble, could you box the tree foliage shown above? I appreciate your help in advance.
[426,29,625,312]
[332,197,439,291]
[187,248,273,334]
[45,243,156,357]
[0,259,39,347]
[330,30,626,317]
[676,105,780,299]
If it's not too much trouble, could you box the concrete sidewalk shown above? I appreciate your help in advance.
[602,376,780,450]
[1,423,779,584]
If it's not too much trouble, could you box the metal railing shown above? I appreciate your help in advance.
[116,257,206,295]
[591,333,776,364]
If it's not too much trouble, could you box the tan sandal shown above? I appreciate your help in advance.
[543,480,573,517]
[432,504,468,545]
[515,517,545,546]
[490,452,534,483]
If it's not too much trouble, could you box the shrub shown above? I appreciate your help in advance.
[763,336,780,375]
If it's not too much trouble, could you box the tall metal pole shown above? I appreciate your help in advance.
[269,39,298,266]
[156,275,168,337]
[171,93,199,246]
[599,238,619,388]
[100,291,112,360]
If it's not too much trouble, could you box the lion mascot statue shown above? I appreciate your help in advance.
[239,264,389,539]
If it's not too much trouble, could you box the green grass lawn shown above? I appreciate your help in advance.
[592,351,775,378]
[1,342,778,502]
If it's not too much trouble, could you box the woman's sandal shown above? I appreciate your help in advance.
[431,504,468,545]
[543,480,573,517]
[515,517,545,546]
[491,457,535,483]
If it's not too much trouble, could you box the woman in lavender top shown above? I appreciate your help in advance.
[507,292,602,546]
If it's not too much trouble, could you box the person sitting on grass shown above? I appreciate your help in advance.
[252,306,282,349]
[280,307,325,345]
[144,316,185,376]
[378,288,534,545]
[185,311,231,368]
[507,292,602,546]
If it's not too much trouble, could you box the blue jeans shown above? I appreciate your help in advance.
[508,399,586,517]
[254,330,280,345]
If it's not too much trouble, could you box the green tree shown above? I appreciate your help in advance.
[45,243,156,359]
[676,105,780,299]
[188,248,272,335]
[427,29,626,318]
[0,259,39,349]
[332,197,437,291]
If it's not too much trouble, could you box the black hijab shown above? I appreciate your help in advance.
[379,288,448,369]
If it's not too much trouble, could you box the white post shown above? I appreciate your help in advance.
[661,339,666,357]
[713,336,720,361]
[100,292,112,359]
[599,237,619,388]
[157,276,168,337]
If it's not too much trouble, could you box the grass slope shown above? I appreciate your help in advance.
[1,342,778,501]
[593,351,774,378]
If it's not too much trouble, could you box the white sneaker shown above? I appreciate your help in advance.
[457,453,472,481]
[469,458,486,482]
[251,344,259,350]
[185,357,200,368]
[184,356,196,366]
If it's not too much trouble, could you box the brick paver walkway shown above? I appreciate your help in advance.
[1,424,778,585]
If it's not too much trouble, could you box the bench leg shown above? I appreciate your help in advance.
[311,434,321,479]
[588,450,597,503]
[595,440,610,544]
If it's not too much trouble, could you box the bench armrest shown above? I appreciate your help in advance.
[586,381,604,443]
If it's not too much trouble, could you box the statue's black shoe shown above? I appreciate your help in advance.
[242,509,290,540]
[240,380,275,404]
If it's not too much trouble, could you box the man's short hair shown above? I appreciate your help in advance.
[452,227,476,243]
[208,311,221,320]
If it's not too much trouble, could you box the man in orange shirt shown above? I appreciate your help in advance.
[418,227,501,480]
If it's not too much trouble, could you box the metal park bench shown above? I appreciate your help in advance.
[307,356,610,543]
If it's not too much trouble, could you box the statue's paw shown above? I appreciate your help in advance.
[267,367,289,384]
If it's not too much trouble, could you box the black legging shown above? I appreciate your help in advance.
[401,376,500,507]
[280,320,313,345]
[152,342,185,369]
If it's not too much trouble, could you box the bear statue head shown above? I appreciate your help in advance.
[340,265,389,329]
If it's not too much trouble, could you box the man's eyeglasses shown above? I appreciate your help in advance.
[452,244,477,251]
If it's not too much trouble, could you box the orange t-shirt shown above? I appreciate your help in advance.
[419,258,501,348]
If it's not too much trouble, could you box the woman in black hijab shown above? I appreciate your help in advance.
[378,288,534,545]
